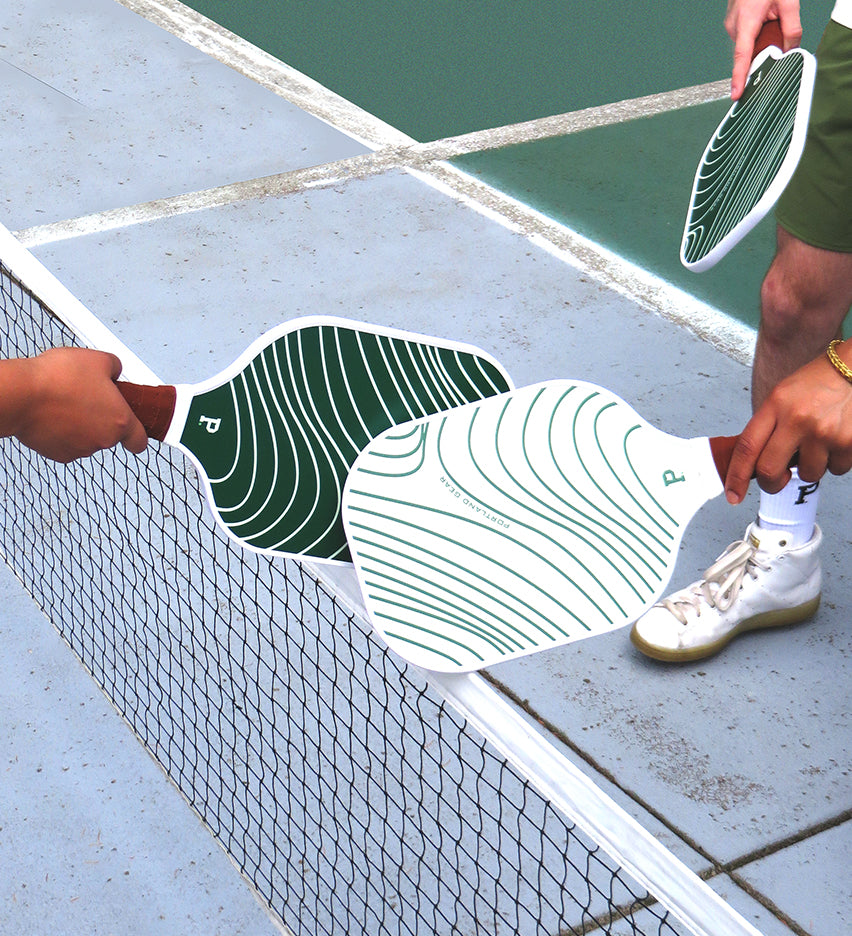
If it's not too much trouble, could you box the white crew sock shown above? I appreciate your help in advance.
[756,469,820,547]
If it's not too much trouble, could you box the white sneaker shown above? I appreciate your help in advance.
[630,523,822,662]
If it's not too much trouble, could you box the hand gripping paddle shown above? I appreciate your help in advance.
[680,22,816,271]
[117,317,512,563]
[342,380,740,672]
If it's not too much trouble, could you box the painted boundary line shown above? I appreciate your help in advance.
[115,0,414,149]
[116,0,730,149]
[15,79,730,250]
[24,0,753,370]
[419,161,757,365]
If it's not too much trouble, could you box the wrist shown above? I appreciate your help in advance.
[0,357,38,438]
[826,339,852,384]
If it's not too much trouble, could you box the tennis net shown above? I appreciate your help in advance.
[0,224,764,936]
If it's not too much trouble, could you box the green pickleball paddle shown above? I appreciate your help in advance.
[681,27,815,272]
[118,317,512,563]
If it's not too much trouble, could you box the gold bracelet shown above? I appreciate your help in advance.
[826,339,852,384]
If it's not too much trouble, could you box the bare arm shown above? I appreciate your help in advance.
[725,340,852,503]
[725,0,803,98]
[0,348,148,463]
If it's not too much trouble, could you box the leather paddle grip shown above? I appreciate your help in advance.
[753,20,784,58]
[709,435,739,484]
[117,382,177,442]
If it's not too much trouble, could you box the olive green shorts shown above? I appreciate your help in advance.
[776,20,852,251]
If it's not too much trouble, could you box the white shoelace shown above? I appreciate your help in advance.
[659,539,770,625]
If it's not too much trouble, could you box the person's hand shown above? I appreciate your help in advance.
[725,345,852,503]
[3,348,149,463]
[725,0,802,99]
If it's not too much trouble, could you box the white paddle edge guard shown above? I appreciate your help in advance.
[680,44,816,273]
[0,221,160,385]
[308,561,765,936]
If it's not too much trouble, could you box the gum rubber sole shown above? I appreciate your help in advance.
[629,594,822,663]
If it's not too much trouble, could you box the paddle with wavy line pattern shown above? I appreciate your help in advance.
[117,317,512,563]
[681,37,815,271]
[343,380,741,671]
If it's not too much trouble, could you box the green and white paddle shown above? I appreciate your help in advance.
[118,317,512,564]
[681,23,816,271]
[342,380,741,672]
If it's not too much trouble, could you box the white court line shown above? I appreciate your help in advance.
[116,0,729,149]
[15,79,729,249]
[415,160,756,365]
[45,1,748,358]
[115,0,414,150]
[36,0,751,366]
[43,0,750,369]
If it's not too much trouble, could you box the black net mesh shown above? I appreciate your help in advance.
[0,259,689,936]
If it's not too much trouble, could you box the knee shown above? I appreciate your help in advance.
[759,263,815,342]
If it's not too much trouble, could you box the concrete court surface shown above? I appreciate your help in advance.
[0,1,849,934]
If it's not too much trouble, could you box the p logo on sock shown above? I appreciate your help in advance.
[795,481,819,505]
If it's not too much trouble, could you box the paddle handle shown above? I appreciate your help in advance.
[118,382,177,442]
[709,435,798,485]
[753,20,784,57]
[709,435,739,483]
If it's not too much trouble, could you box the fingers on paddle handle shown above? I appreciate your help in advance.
[709,435,740,483]
[709,435,799,485]
[117,382,176,442]
[753,20,784,57]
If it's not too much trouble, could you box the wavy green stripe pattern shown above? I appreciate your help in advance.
[682,52,803,265]
[179,324,511,560]
[347,384,682,669]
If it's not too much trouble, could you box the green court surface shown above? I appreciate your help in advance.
[180,0,737,140]
[184,0,833,334]
[455,101,777,330]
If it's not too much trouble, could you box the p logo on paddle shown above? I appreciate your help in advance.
[199,416,222,434]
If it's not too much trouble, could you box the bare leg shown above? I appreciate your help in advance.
[749,226,852,545]
[753,226,852,409]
